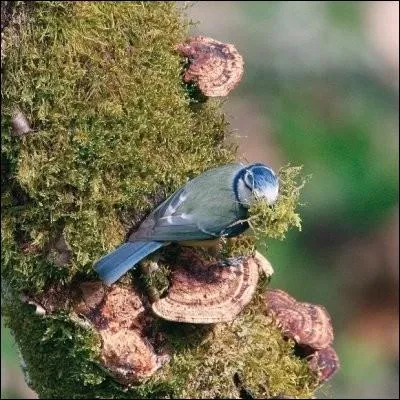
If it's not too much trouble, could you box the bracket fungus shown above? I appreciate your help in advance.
[264,288,334,350]
[152,248,259,324]
[73,282,170,385]
[176,36,244,97]
[307,346,340,383]
[264,288,339,383]
[254,251,274,277]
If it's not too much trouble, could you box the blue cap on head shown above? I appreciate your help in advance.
[234,163,279,206]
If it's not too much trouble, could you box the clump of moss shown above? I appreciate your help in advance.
[220,235,257,258]
[248,164,310,240]
[1,1,234,294]
[140,262,171,301]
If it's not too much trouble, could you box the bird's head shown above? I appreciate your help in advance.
[234,163,279,207]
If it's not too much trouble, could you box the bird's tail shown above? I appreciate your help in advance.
[94,241,164,286]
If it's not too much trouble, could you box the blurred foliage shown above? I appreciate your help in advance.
[1,0,233,295]
[233,2,399,399]
[234,0,399,315]
[1,319,16,364]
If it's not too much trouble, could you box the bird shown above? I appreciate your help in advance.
[94,163,279,285]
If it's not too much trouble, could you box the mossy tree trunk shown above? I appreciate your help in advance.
[1,2,317,398]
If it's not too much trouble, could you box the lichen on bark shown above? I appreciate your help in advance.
[1,2,318,398]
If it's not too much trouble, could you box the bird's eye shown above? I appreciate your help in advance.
[243,170,254,190]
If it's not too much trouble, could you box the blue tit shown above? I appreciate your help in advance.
[94,163,279,285]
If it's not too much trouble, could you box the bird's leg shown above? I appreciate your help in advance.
[209,236,249,267]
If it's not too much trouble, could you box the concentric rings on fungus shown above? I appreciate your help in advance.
[264,288,334,350]
[73,283,170,385]
[264,288,340,383]
[152,249,259,324]
[176,36,244,97]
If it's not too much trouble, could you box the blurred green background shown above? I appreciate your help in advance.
[2,1,399,398]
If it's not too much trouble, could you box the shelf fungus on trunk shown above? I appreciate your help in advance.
[175,35,244,97]
[264,289,334,350]
[307,346,340,383]
[263,288,339,383]
[73,282,170,385]
[151,248,259,324]
[254,251,274,278]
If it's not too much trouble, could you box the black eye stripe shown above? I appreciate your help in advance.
[244,170,254,189]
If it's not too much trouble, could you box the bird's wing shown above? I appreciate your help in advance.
[131,164,247,242]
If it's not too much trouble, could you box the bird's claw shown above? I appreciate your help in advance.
[214,256,247,268]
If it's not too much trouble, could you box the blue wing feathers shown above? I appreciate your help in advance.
[94,241,163,286]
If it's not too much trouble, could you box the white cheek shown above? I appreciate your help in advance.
[254,184,279,205]
[265,184,279,205]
